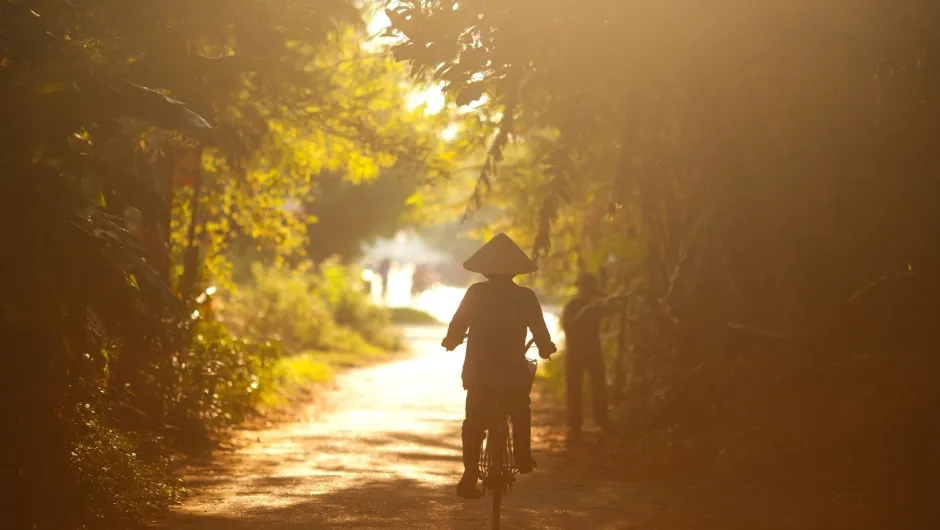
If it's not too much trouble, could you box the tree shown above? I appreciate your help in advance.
[0,0,454,526]
[306,166,420,262]
[168,24,455,292]
[387,0,940,407]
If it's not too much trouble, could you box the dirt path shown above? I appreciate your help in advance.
[155,326,666,529]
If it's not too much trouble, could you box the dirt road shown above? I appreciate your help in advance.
[157,325,664,529]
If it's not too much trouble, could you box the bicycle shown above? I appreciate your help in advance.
[476,337,541,530]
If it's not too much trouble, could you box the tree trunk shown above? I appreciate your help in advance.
[176,146,203,302]
[610,303,631,404]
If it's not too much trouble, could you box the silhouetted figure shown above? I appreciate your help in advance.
[377,258,391,302]
[411,263,430,296]
[442,233,557,499]
[561,273,626,442]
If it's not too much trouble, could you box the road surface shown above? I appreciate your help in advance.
[156,325,665,529]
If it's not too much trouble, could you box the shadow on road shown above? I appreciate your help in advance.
[156,395,658,529]
[164,460,653,530]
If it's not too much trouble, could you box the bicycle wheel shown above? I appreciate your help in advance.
[490,421,504,530]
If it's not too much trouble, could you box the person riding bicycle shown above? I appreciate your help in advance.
[441,233,557,499]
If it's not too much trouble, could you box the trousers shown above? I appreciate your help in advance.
[566,349,608,431]
[461,385,531,478]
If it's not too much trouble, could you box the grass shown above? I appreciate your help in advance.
[387,307,441,325]
[257,347,394,409]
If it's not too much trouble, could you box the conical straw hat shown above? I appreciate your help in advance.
[463,233,537,275]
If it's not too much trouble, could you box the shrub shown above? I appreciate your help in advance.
[70,416,183,527]
[256,353,335,408]
[44,317,284,527]
[17,257,399,528]
[221,260,401,353]
[164,319,283,445]
[318,258,401,351]
[388,306,441,325]
[222,262,337,353]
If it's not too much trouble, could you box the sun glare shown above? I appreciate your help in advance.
[369,3,447,116]
[406,86,446,114]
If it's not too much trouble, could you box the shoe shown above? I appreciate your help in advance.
[456,475,482,499]
[517,456,537,475]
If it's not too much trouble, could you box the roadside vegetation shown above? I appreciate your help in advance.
[387,306,442,326]
[0,1,455,527]
[391,1,940,527]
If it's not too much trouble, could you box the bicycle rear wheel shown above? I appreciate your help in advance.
[492,480,502,529]
[490,424,504,530]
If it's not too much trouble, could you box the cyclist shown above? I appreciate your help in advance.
[442,233,557,499]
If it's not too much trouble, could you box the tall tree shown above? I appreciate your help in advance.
[387,0,940,403]
[0,1,452,526]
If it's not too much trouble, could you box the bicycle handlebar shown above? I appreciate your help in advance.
[448,334,548,362]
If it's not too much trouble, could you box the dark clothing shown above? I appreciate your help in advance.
[445,278,553,480]
[565,349,608,430]
[377,259,391,300]
[561,292,621,431]
[562,294,607,355]
[461,385,531,479]
[444,279,554,390]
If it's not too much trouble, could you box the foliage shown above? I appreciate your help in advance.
[320,258,402,349]
[62,318,287,526]
[165,24,457,293]
[388,0,940,355]
[0,142,186,527]
[165,320,283,444]
[70,418,184,526]
[391,7,940,524]
[257,347,395,409]
[306,166,422,262]
[388,306,442,325]
[257,354,337,408]
[0,0,436,526]
[221,260,401,355]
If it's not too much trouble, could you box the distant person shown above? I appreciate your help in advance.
[561,273,626,442]
[411,264,429,296]
[377,258,391,302]
[441,233,557,499]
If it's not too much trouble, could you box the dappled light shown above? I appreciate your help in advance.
[2,0,939,529]
[161,330,659,529]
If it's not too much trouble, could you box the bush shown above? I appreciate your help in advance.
[388,306,441,325]
[4,255,398,528]
[163,319,283,448]
[319,258,401,351]
[221,260,401,354]
[43,318,283,526]
[256,354,336,408]
[221,262,337,352]
[70,416,183,527]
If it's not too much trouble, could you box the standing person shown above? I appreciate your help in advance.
[411,263,429,296]
[441,233,557,499]
[561,273,626,442]
[377,258,391,303]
